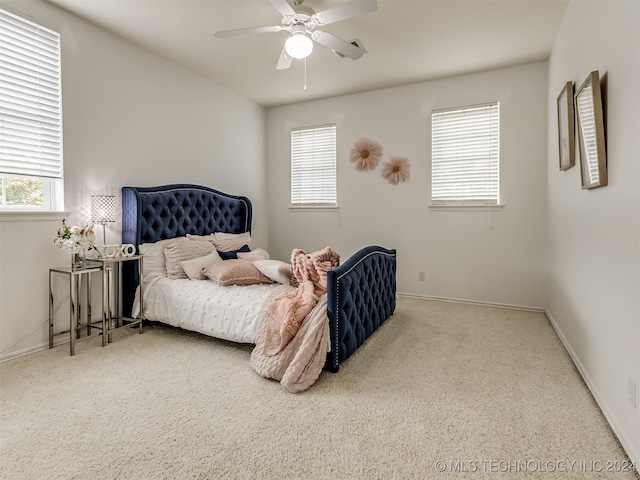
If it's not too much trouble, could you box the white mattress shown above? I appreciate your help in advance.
[135,277,288,344]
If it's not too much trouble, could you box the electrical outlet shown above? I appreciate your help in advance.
[629,378,637,409]
[418,272,425,281]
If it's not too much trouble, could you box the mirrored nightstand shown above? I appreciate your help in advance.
[49,265,104,356]
[86,255,144,343]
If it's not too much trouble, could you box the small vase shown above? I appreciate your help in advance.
[71,249,85,270]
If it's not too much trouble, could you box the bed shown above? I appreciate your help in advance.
[121,184,396,376]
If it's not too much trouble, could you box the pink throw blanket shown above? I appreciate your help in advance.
[251,292,330,393]
[262,247,340,356]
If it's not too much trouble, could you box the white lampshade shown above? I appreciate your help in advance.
[91,195,116,224]
[91,195,116,245]
[285,32,313,59]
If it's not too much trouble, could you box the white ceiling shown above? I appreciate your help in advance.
[45,0,569,108]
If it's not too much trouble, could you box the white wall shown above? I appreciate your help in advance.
[267,62,549,309]
[0,1,266,359]
[546,0,640,464]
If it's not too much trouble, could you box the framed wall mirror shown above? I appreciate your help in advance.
[575,70,607,189]
[557,81,575,170]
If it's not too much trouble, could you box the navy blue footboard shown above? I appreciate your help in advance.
[325,246,397,372]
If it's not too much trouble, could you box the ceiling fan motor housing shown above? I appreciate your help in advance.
[282,4,315,27]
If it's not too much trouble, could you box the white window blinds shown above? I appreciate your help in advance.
[291,124,336,206]
[0,8,63,179]
[431,103,500,205]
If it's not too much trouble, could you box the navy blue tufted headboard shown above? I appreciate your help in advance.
[121,184,252,316]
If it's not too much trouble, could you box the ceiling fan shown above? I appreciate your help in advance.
[214,0,377,70]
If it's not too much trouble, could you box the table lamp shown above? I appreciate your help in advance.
[90,195,116,245]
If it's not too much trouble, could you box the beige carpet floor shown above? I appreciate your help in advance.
[1,296,637,480]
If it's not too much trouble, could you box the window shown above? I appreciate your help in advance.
[0,8,63,211]
[291,124,336,207]
[431,102,500,206]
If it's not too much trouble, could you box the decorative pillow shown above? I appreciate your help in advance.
[163,241,215,279]
[253,259,293,284]
[186,233,214,242]
[212,232,253,251]
[203,259,273,286]
[212,232,241,240]
[218,244,251,260]
[237,247,270,262]
[181,251,223,280]
[139,237,190,281]
[186,231,253,251]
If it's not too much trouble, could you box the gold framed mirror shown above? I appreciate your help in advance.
[575,71,607,189]
[557,81,575,170]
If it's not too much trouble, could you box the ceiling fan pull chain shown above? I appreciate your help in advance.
[304,57,307,92]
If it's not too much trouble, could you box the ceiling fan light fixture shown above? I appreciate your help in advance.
[285,31,313,59]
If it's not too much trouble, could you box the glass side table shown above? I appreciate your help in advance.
[86,255,144,343]
[49,265,105,356]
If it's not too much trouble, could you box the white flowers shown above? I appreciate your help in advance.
[54,219,96,252]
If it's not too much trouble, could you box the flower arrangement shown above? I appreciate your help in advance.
[54,219,96,252]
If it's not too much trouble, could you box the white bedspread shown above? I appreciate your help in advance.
[134,277,293,344]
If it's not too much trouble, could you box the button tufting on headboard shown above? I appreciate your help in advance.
[133,188,251,244]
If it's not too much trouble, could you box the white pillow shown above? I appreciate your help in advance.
[212,232,253,251]
[186,233,214,242]
[181,251,223,280]
[213,232,245,240]
[139,237,189,281]
[253,259,293,284]
[163,241,216,280]
[187,231,253,252]
[237,247,270,262]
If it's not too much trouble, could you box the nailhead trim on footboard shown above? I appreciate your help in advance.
[326,246,397,372]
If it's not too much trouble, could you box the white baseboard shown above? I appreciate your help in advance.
[397,292,546,313]
[1,342,48,363]
[0,335,70,364]
[545,309,640,466]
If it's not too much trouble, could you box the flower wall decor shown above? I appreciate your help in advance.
[381,156,411,185]
[350,137,383,172]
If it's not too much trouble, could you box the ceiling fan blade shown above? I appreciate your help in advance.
[269,0,296,17]
[276,46,293,70]
[314,0,377,25]
[214,25,283,38]
[313,30,366,60]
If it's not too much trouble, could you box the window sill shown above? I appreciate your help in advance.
[429,204,505,212]
[0,211,70,222]
[289,205,340,213]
